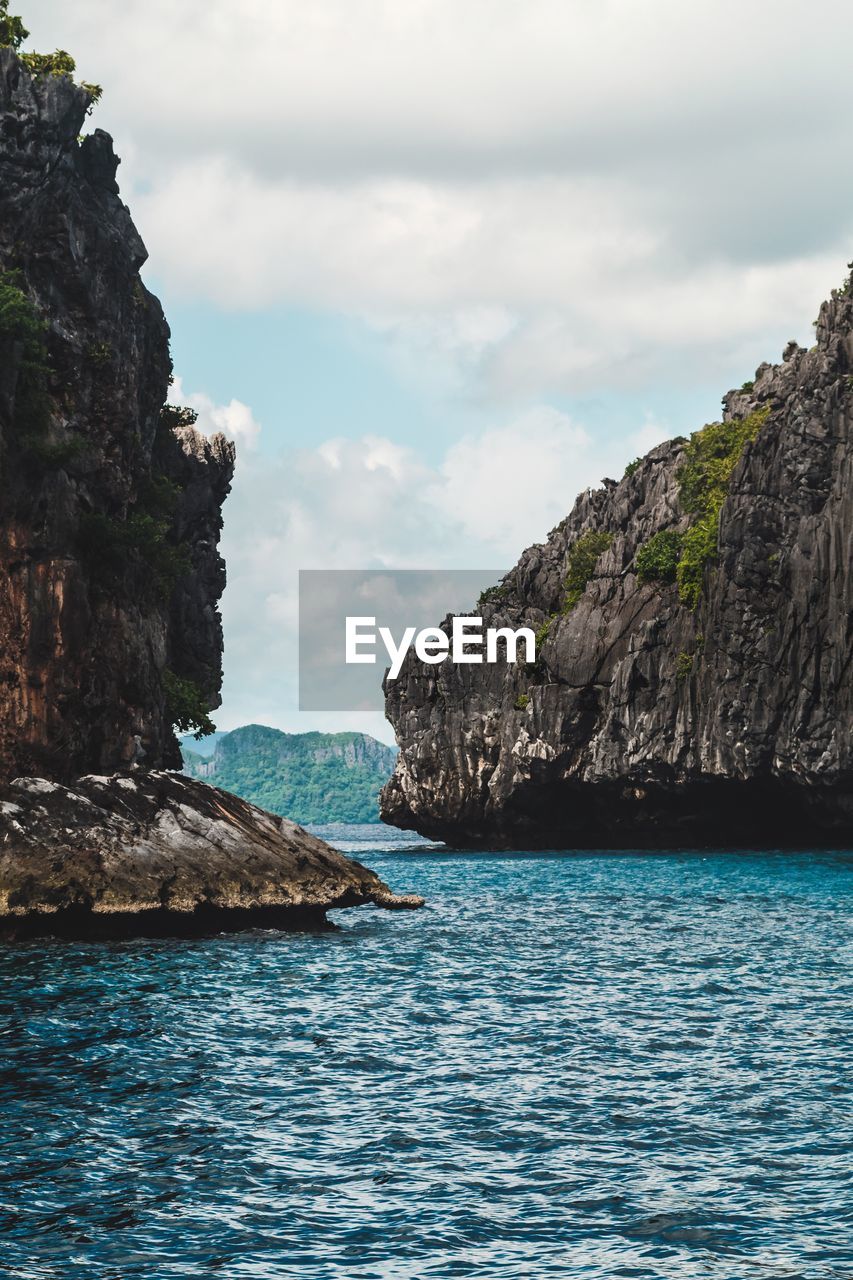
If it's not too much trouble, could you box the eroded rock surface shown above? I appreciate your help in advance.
[0,773,423,937]
[0,51,425,927]
[382,278,853,848]
[0,48,233,782]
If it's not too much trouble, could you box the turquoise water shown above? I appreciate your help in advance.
[0,831,850,1279]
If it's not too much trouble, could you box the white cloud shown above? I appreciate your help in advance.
[25,0,853,397]
[189,383,631,731]
[28,0,853,188]
[139,170,837,397]
[431,407,599,554]
[171,376,261,449]
[627,416,676,458]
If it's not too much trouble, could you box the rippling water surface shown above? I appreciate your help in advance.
[1,831,850,1279]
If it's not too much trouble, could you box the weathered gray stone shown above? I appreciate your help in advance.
[0,772,423,937]
[382,278,853,848]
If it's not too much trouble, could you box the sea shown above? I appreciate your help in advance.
[0,825,850,1279]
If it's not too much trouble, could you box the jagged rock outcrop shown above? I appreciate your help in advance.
[0,47,233,782]
[382,276,853,848]
[0,772,423,938]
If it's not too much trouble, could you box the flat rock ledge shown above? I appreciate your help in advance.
[0,772,424,939]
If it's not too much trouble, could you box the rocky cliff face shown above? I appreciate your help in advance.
[0,43,425,932]
[382,276,853,848]
[0,48,234,782]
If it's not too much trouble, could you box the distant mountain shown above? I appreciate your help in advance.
[181,725,397,824]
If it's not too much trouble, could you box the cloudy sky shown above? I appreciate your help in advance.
[26,0,853,740]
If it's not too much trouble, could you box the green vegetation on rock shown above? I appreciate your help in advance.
[676,519,719,611]
[181,725,398,824]
[0,0,27,49]
[675,651,694,680]
[164,670,215,739]
[79,510,189,600]
[477,582,510,610]
[160,404,199,432]
[0,3,102,105]
[19,48,75,78]
[636,529,683,584]
[86,340,114,367]
[534,618,552,649]
[675,406,770,608]
[78,470,190,601]
[631,408,770,607]
[0,270,50,434]
[676,407,770,516]
[563,530,614,612]
[0,271,89,471]
[21,434,87,469]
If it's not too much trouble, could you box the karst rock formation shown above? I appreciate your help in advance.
[383,278,853,847]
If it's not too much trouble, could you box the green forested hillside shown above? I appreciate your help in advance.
[180,725,396,824]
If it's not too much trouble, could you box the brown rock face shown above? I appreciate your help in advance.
[382,279,853,848]
[0,49,234,782]
[0,52,426,931]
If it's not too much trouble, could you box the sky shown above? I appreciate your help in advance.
[24,0,853,742]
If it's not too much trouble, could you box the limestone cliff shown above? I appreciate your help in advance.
[0,36,426,934]
[0,47,234,782]
[382,275,853,847]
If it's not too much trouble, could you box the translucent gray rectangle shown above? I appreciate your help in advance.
[299,569,507,712]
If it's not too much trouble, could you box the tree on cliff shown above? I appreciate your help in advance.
[0,3,101,103]
[0,1,27,50]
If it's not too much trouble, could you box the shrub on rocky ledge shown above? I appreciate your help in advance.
[163,669,215,739]
[563,531,614,612]
[677,407,770,517]
[0,0,26,49]
[477,583,510,610]
[675,651,694,680]
[0,3,102,105]
[675,405,770,608]
[0,270,50,434]
[79,505,190,602]
[160,404,200,432]
[636,529,683,584]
